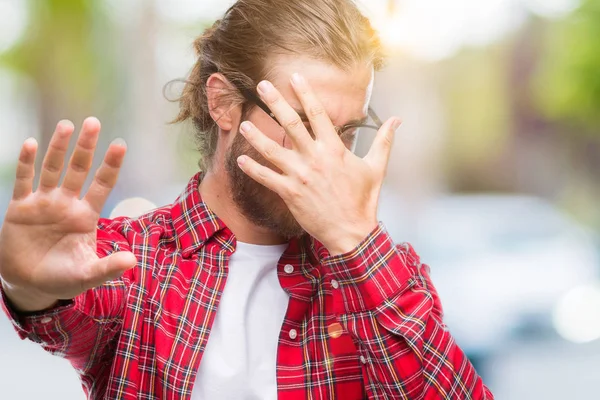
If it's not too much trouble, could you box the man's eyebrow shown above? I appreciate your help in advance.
[293,109,368,126]
[343,116,369,127]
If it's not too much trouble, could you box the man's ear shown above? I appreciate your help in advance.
[206,73,239,132]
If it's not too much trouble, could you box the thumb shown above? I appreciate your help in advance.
[83,251,137,290]
[364,117,402,175]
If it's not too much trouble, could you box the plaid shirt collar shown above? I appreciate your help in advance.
[170,172,326,299]
[170,172,230,258]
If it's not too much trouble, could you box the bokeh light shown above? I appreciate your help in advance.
[553,284,600,344]
[0,0,28,53]
[109,197,158,219]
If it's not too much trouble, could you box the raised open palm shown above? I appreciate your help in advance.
[0,118,137,310]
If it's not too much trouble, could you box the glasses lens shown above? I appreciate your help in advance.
[340,111,381,154]
[340,125,377,139]
[351,126,379,154]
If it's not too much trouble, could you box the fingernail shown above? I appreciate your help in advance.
[257,80,274,94]
[24,137,38,147]
[240,121,252,134]
[291,73,304,86]
[392,119,402,131]
[111,138,127,148]
[84,116,101,128]
[237,155,247,166]
[57,120,74,134]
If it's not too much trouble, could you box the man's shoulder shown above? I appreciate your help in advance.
[100,204,173,229]
[96,205,175,252]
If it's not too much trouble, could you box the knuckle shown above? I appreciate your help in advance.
[308,159,323,173]
[266,94,282,106]
[297,173,310,186]
[76,139,96,151]
[80,267,97,290]
[284,185,301,200]
[37,183,55,191]
[94,174,113,190]
[263,143,280,160]
[70,162,88,174]
[333,143,347,157]
[284,117,303,131]
[383,132,394,147]
[48,141,68,153]
[15,169,33,180]
[287,187,302,201]
[308,105,326,118]
[42,162,61,174]
[104,154,123,169]
[256,167,269,183]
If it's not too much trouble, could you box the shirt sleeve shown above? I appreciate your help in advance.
[322,223,494,399]
[0,218,136,373]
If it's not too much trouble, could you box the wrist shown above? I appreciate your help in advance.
[1,280,59,313]
[322,221,378,257]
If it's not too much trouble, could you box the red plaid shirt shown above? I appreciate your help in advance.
[2,174,493,399]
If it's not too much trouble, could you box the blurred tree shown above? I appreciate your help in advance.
[532,2,600,227]
[0,0,208,199]
[437,42,515,192]
[534,0,600,134]
[0,0,117,149]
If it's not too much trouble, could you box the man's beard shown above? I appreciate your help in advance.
[225,131,306,241]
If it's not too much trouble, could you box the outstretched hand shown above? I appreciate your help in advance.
[0,118,136,311]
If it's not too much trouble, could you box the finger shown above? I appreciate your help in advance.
[236,155,289,195]
[256,80,313,152]
[39,120,75,191]
[289,73,338,143]
[364,117,402,175]
[82,251,137,291]
[239,121,293,171]
[12,138,38,200]
[84,138,127,214]
[62,117,101,195]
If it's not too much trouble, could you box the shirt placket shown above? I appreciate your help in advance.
[275,245,320,399]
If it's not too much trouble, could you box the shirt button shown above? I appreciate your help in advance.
[284,264,294,274]
[331,279,339,289]
[360,355,367,364]
[40,317,53,324]
[327,322,344,339]
[288,329,298,340]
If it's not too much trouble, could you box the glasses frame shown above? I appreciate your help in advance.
[234,83,383,137]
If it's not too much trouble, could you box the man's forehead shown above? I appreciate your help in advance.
[268,56,374,123]
[284,91,369,126]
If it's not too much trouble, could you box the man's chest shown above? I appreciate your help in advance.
[111,248,366,399]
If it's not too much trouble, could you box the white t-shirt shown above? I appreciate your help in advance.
[191,242,289,400]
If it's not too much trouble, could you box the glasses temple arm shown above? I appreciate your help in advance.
[237,85,277,119]
[368,107,384,128]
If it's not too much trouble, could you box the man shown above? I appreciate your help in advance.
[0,0,493,399]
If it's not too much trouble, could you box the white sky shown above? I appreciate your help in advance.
[367,0,579,60]
[150,0,580,61]
[0,0,581,62]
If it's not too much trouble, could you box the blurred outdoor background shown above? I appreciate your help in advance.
[1,0,600,398]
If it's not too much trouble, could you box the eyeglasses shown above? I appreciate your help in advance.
[233,81,383,147]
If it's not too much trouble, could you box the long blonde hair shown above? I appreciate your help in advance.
[173,0,384,171]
